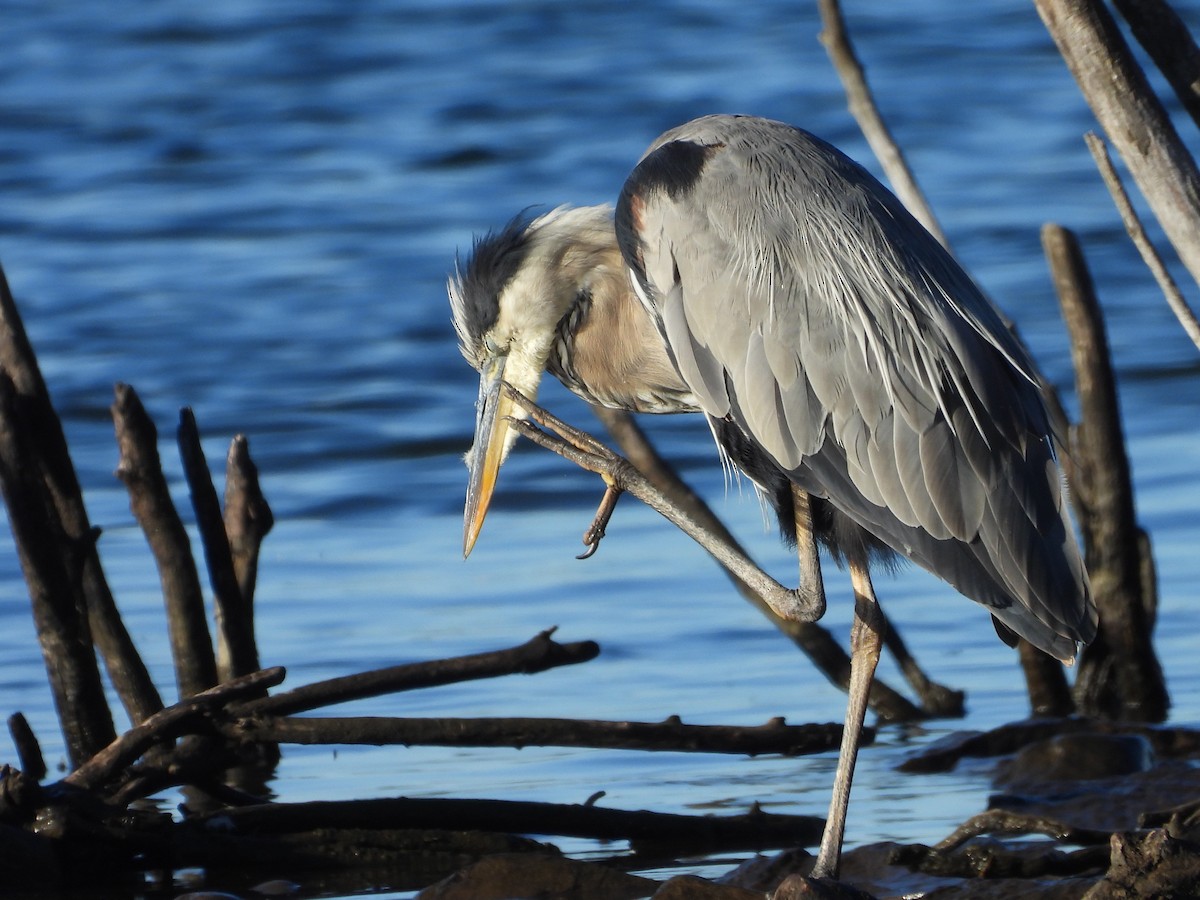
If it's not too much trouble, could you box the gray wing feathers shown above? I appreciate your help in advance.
[627,115,1094,656]
[659,282,730,417]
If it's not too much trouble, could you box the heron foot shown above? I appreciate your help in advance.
[504,384,616,459]
[774,583,826,623]
[503,385,635,556]
[577,481,622,559]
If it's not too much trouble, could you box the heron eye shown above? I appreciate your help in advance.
[482,335,506,356]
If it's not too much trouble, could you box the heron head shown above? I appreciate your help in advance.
[448,205,614,557]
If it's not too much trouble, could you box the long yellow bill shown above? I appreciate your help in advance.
[463,355,517,557]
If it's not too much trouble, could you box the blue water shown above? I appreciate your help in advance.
[2,1,1200,895]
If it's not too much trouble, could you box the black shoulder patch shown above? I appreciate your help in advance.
[450,210,537,354]
[615,140,719,296]
[632,139,718,200]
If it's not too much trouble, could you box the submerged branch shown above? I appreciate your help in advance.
[225,713,853,757]
[193,795,826,852]
[63,667,285,794]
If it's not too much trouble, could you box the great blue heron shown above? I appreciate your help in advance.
[448,114,1096,881]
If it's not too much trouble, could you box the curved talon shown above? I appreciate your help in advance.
[577,532,604,560]
[576,482,622,561]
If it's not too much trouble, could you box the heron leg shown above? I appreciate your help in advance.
[504,386,822,621]
[810,557,885,881]
[790,485,828,616]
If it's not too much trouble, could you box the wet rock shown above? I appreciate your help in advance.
[895,837,1107,880]
[922,878,1095,898]
[772,872,877,898]
[249,881,301,896]
[719,847,812,891]
[1084,829,1200,899]
[722,846,895,898]
[415,852,658,899]
[899,719,1200,775]
[649,874,760,898]
[898,720,1077,774]
[990,759,1200,834]
[839,842,961,897]
[995,733,1154,790]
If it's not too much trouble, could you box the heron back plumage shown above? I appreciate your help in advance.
[616,114,1095,661]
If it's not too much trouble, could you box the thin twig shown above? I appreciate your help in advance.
[1085,132,1200,352]
[816,0,948,248]
[236,628,598,718]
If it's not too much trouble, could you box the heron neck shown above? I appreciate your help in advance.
[550,249,696,415]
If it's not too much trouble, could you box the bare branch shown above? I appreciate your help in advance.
[1085,132,1200,352]
[178,408,260,682]
[112,383,218,699]
[1041,223,1168,722]
[237,628,598,718]
[0,375,115,766]
[1035,0,1200,293]
[63,667,285,793]
[226,713,852,758]
[192,795,826,853]
[936,808,1111,850]
[816,0,948,248]
[1,263,155,739]
[1112,0,1200,132]
[223,434,274,613]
